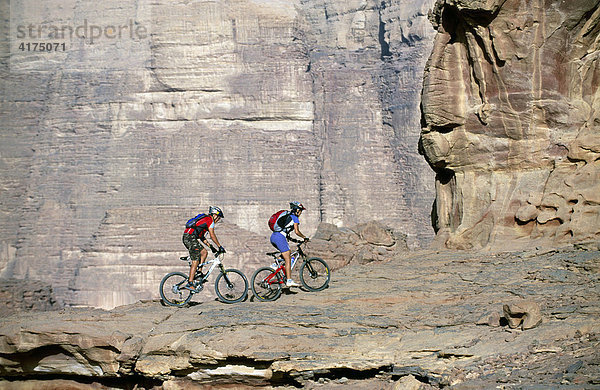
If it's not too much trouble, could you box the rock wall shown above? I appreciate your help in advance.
[300,0,437,239]
[0,279,58,316]
[420,0,600,250]
[0,0,436,308]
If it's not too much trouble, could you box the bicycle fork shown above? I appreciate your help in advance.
[219,264,236,288]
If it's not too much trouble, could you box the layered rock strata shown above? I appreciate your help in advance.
[420,0,600,250]
[0,0,437,308]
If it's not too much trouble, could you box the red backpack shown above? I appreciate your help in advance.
[268,210,288,231]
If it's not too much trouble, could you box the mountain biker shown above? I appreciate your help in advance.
[182,206,226,291]
[270,201,309,288]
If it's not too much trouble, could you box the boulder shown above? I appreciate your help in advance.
[356,221,396,247]
[393,374,426,390]
[503,301,543,330]
[306,221,408,269]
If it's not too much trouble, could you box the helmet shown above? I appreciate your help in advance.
[209,206,224,218]
[289,201,306,211]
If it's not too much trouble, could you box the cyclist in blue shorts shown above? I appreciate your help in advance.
[270,201,309,288]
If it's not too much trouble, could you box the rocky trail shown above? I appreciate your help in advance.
[1,247,599,389]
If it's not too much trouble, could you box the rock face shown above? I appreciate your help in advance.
[0,279,58,316]
[420,0,600,250]
[0,248,598,388]
[307,221,408,270]
[0,0,437,308]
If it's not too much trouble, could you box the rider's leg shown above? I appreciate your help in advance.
[270,232,296,285]
[189,247,208,283]
[281,250,292,279]
[199,246,208,274]
[184,234,202,284]
[189,259,199,283]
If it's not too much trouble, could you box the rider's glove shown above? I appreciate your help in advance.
[210,245,218,254]
[218,246,226,254]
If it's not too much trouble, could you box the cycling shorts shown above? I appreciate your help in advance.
[182,233,205,261]
[270,232,290,253]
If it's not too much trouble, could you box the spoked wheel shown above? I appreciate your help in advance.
[214,268,248,303]
[159,272,193,307]
[251,267,283,301]
[300,257,330,291]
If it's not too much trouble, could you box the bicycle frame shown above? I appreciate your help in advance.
[183,253,225,283]
[265,241,306,285]
[251,239,330,300]
[272,251,300,272]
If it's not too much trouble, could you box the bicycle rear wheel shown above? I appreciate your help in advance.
[159,272,193,307]
[300,257,330,291]
[215,268,248,303]
[251,266,283,301]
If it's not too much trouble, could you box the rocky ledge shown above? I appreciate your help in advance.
[0,247,599,389]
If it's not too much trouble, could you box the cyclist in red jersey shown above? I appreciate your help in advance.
[182,206,225,291]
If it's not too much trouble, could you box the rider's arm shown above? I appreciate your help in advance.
[208,226,222,248]
[293,223,306,240]
[201,237,213,249]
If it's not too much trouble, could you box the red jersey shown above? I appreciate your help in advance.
[184,215,214,239]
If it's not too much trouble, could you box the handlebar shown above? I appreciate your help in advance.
[288,237,309,245]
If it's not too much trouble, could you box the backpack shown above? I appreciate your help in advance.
[185,213,206,229]
[268,210,289,232]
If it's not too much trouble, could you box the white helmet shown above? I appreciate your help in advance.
[209,206,224,218]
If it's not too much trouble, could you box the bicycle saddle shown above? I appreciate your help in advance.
[180,256,188,261]
[266,251,280,258]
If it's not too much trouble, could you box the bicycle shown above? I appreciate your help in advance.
[159,252,248,307]
[251,238,330,301]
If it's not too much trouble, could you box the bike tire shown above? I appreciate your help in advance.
[300,257,330,291]
[251,266,283,301]
[214,268,248,303]
[159,272,193,307]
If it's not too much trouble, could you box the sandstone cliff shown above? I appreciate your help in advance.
[1,0,436,308]
[420,0,600,250]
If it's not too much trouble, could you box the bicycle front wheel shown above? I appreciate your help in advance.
[251,266,283,301]
[300,257,330,291]
[159,272,193,307]
[214,269,248,303]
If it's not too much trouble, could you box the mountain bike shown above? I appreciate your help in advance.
[251,238,330,301]
[159,253,248,307]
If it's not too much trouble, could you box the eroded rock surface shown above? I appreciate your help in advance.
[0,279,58,316]
[307,221,408,269]
[420,0,600,250]
[1,248,598,389]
